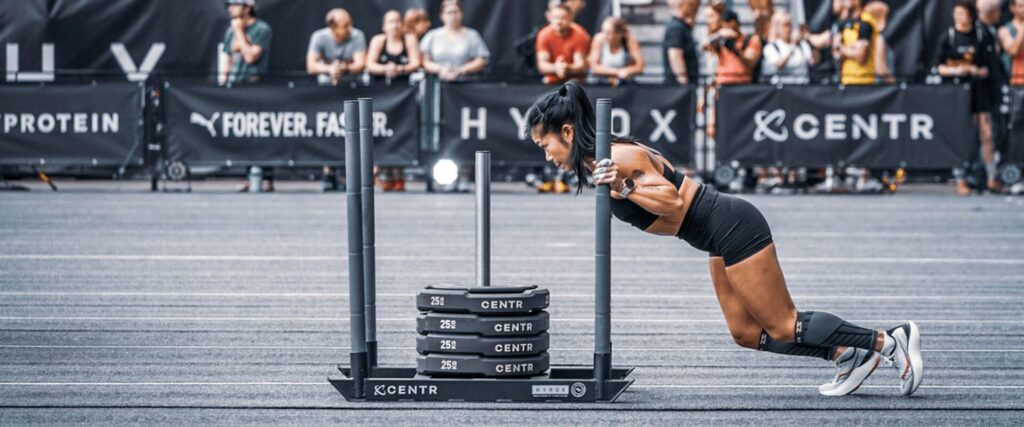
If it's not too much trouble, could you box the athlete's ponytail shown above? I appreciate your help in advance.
[524,82,596,194]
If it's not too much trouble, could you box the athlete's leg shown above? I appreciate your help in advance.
[709,256,764,349]
[722,243,896,396]
[723,243,884,352]
[710,255,837,360]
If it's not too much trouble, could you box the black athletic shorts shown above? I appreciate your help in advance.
[677,184,774,266]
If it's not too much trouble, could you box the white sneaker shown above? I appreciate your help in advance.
[819,348,882,396]
[885,321,924,396]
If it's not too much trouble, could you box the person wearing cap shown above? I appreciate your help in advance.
[307,8,367,86]
[221,0,272,85]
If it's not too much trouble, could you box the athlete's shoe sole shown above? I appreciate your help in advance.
[819,351,882,396]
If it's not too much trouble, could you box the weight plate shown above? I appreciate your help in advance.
[416,331,550,357]
[416,311,549,337]
[418,284,549,314]
[416,352,550,377]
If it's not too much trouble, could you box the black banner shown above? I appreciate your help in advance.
[0,83,143,166]
[716,84,972,169]
[163,83,419,166]
[440,83,693,166]
[0,0,608,81]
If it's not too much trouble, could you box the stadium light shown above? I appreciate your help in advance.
[432,158,459,188]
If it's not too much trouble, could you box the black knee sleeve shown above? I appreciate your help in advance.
[795,311,877,350]
[758,330,834,361]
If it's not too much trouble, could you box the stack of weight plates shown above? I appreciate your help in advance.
[415,284,551,377]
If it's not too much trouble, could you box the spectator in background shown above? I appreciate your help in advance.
[366,10,421,83]
[222,0,273,193]
[980,0,1007,77]
[707,8,762,85]
[420,1,489,82]
[404,8,431,40]
[534,2,591,192]
[588,17,645,86]
[663,0,700,85]
[536,4,591,85]
[864,1,894,83]
[306,9,366,86]
[221,0,271,85]
[306,9,367,191]
[761,11,819,84]
[979,0,1010,168]
[805,0,845,83]
[368,10,421,192]
[939,1,999,194]
[835,0,877,85]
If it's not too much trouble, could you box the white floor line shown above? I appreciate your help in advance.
[2,254,1024,265]
[1,345,1020,353]
[1,291,1019,301]
[0,316,1020,324]
[0,382,1019,390]
[633,385,1024,389]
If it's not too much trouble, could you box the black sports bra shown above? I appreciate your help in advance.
[609,142,686,231]
[375,39,410,81]
[378,40,409,66]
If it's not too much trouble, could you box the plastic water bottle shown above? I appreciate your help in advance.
[248,166,262,193]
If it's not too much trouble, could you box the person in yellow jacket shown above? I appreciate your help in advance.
[836,0,877,85]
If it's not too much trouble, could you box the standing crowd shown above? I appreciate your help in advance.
[218,0,1023,195]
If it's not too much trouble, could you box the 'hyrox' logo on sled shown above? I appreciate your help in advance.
[188,110,394,139]
[752,110,936,143]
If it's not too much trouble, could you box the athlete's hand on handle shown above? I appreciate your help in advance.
[592,158,626,198]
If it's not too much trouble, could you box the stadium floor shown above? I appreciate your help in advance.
[2,183,1023,425]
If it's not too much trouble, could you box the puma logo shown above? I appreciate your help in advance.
[189,112,219,137]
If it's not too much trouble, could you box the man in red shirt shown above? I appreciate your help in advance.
[536,4,591,84]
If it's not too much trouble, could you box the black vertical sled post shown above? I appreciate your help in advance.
[475,151,490,287]
[594,98,613,400]
[358,98,378,369]
[344,100,368,398]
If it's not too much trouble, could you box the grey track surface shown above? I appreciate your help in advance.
[2,184,1024,425]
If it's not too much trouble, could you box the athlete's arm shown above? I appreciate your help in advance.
[364,36,387,75]
[838,22,872,64]
[667,48,689,84]
[623,36,646,77]
[593,145,684,216]
[839,39,869,64]
[231,22,263,65]
[536,50,558,75]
